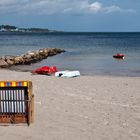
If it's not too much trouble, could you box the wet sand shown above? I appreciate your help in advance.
[0,69,140,140]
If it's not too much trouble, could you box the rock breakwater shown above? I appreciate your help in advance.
[0,48,65,68]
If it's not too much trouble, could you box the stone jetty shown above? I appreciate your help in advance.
[0,48,65,68]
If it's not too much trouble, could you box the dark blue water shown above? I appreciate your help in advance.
[0,32,140,76]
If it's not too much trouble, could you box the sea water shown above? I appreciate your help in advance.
[0,32,140,76]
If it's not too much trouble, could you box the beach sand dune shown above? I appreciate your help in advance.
[0,69,140,140]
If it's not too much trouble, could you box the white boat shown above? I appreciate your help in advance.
[55,71,80,78]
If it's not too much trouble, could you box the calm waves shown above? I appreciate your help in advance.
[0,32,140,76]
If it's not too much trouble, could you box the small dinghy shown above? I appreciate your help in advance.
[113,53,125,59]
[55,71,80,78]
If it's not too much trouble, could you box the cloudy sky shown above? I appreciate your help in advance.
[0,0,140,31]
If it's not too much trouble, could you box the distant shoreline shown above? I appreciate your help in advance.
[0,24,62,33]
[0,31,140,34]
[0,25,140,33]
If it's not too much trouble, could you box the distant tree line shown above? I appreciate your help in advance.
[0,25,16,30]
[0,25,55,32]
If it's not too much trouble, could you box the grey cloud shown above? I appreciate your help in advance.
[0,0,136,15]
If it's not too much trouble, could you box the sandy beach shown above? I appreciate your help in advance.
[0,69,140,140]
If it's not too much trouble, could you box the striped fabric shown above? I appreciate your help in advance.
[0,81,28,87]
[0,89,26,113]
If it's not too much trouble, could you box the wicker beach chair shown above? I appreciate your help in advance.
[0,81,34,126]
